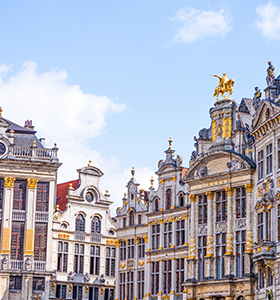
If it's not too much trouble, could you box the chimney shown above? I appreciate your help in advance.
[24,120,34,130]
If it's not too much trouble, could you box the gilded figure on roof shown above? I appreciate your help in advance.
[212,73,234,101]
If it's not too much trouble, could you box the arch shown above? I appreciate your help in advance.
[129,209,135,226]
[74,211,87,218]
[154,197,159,212]
[178,191,185,207]
[237,296,244,300]
[76,214,85,232]
[91,213,103,220]
[91,216,101,233]
[166,188,172,210]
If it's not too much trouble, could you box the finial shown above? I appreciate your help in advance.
[9,130,14,136]
[150,176,154,187]
[54,143,57,147]
[105,190,109,196]
[55,204,60,211]
[33,140,36,147]
[131,167,135,179]
[168,137,173,149]
[0,107,3,118]
[124,192,126,197]
[88,160,92,166]
[68,183,73,189]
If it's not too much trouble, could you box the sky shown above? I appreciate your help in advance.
[0,0,279,214]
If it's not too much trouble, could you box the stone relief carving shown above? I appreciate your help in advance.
[194,166,208,178]
[227,160,245,171]
[215,222,227,233]
[197,225,207,235]
[235,219,246,229]
[68,271,75,281]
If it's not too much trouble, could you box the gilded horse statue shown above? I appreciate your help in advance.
[212,73,234,101]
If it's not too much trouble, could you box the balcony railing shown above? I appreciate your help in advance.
[34,261,46,271]
[9,145,59,162]
[35,212,49,222]
[75,231,86,241]
[10,260,23,270]
[12,210,26,221]
[90,233,101,243]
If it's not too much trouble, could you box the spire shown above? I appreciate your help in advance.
[131,167,135,179]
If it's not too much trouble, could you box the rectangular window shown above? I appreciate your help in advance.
[152,224,160,250]
[73,285,83,300]
[105,247,116,277]
[9,276,22,291]
[90,245,100,275]
[57,241,68,272]
[56,284,67,299]
[138,270,144,300]
[32,277,45,291]
[258,212,264,242]
[266,143,273,174]
[163,260,172,294]
[176,258,184,293]
[74,244,84,274]
[198,235,207,280]
[13,180,26,210]
[127,239,134,259]
[123,218,126,228]
[127,271,134,300]
[236,230,246,278]
[34,223,47,261]
[278,139,280,169]
[198,194,207,224]
[120,273,126,300]
[164,222,172,248]
[216,233,226,279]
[258,270,265,289]
[151,261,159,295]
[89,287,99,300]
[235,187,246,219]
[11,222,24,260]
[176,219,185,246]
[216,191,227,222]
[36,182,49,212]
[138,237,145,258]
[138,215,142,225]
[120,240,126,260]
[104,288,114,300]
[258,150,264,180]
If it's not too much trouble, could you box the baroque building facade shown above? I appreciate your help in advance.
[51,164,116,300]
[0,114,61,300]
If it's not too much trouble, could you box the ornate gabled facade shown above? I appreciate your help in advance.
[115,168,148,300]
[183,94,256,300]
[145,140,188,300]
[0,114,61,300]
[51,164,116,300]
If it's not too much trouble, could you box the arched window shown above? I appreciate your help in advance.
[76,214,85,232]
[91,216,101,233]
[178,193,184,207]
[154,198,159,212]
[129,210,134,226]
[166,189,172,210]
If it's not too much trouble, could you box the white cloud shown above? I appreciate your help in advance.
[0,62,158,213]
[170,7,232,44]
[255,1,280,41]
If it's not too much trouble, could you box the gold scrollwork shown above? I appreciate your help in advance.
[119,262,126,269]
[222,117,232,139]
[4,177,15,188]
[189,194,196,203]
[212,120,217,142]
[27,178,38,189]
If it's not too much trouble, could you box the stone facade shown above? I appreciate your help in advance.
[51,165,116,300]
[0,116,61,300]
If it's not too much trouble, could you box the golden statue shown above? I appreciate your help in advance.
[212,73,234,101]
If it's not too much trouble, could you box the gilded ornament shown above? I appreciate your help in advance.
[135,237,138,245]
[172,176,176,182]
[119,262,126,269]
[160,179,164,185]
[245,183,254,193]
[138,260,145,266]
[205,191,214,199]
[27,178,38,189]
[222,117,232,139]
[225,187,234,196]
[212,73,234,101]
[143,235,148,243]
[212,120,217,142]
[115,240,120,248]
[4,177,15,188]
[189,194,196,203]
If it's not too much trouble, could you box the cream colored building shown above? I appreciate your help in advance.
[51,165,116,300]
[0,115,61,300]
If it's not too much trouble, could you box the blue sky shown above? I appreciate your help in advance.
[0,0,279,213]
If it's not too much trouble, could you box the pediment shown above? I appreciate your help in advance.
[252,100,280,130]
[184,151,254,181]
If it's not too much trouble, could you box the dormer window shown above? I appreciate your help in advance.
[85,192,94,202]
[129,210,134,226]
[76,214,85,232]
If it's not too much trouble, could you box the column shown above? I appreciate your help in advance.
[147,223,151,252]
[188,194,197,281]
[0,177,15,258]
[145,260,151,300]
[134,237,138,300]
[224,187,235,278]
[115,240,120,300]
[159,220,164,250]
[244,183,254,275]
[158,259,163,299]
[204,191,214,279]
[170,258,176,300]
[171,217,176,248]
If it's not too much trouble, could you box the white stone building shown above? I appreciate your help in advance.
[51,164,116,300]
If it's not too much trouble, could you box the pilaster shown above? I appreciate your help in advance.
[170,258,176,300]
[115,240,120,299]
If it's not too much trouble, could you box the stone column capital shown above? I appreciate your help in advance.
[205,191,214,199]
[225,187,234,196]
[245,183,254,193]
[189,194,196,203]
[27,178,38,189]
[4,177,15,188]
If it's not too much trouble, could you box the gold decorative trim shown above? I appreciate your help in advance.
[119,262,126,269]
[205,191,214,199]
[245,183,254,193]
[160,179,164,185]
[27,178,38,189]
[115,240,120,248]
[4,177,15,188]
[172,177,176,182]
[138,260,145,266]
[135,237,138,245]
[143,235,148,243]
[225,187,234,196]
[189,194,196,203]
[158,246,163,250]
